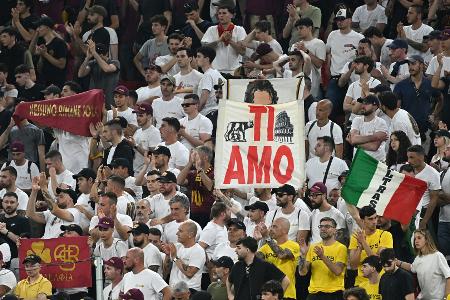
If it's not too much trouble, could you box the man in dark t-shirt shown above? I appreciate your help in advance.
[14,64,45,102]
[182,2,212,51]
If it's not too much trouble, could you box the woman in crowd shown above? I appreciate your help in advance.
[385,131,411,171]
[430,129,450,172]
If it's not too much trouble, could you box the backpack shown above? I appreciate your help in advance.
[306,120,335,141]
[4,160,33,179]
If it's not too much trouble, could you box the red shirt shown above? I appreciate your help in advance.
[187,167,215,215]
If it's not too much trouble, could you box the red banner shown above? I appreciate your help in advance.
[13,89,104,137]
[18,237,92,288]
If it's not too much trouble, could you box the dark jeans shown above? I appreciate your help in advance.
[325,78,347,123]
[438,222,450,260]
[306,291,343,300]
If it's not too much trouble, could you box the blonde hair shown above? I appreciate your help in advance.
[413,229,438,256]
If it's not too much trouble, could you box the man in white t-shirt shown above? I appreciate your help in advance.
[212,218,246,262]
[136,65,163,105]
[201,5,246,73]
[407,145,441,231]
[243,201,269,238]
[0,166,29,212]
[308,182,346,243]
[45,150,76,199]
[305,99,344,159]
[379,91,421,145]
[1,140,39,193]
[195,46,225,116]
[326,7,364,118]
[348,95,388,161]
[106,85,138,127]
[93,217,128,260]
[152,75,185,128]
[352,0,387,33]
[130,223,162,273]
[122,247,171,299]
[155,33,182,77]
[397,5,433,59]
[72,168,96,231]
[381,39,410,90]
[240,20,283,55]
[148,171,183,219]
[109,158,142,200]
[158,118,189,170]
[179,94,213,151]
[173,48,203,99]
[364,26,393,68]
[306,136,349,193]
[163,221,206,291]
[426,29,450,78]
[103,257,124,300]
[129,103,161,176]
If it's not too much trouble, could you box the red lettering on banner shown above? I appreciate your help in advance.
[247,146,271,184]
[224,145,245,184]
[249,105,275,142]
[273,145,294,183]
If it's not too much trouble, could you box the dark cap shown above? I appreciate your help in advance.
[41,84,61,96]
[114,85,129,96]
[387,39,408,50]
[407,54,424,64]
[157,171,177,183]
[144,64,162,73]
[10,140,25,152]
[87,5,108,18]
[109,158,131,169]
[55,187,78,203]
[113,116,128,129]
[121,289,144,300]
[424,30,442,40]
[338,170,349,182]
[272,184,296,196]
[73,168,96,180]
[104,256,124,271]
[226,218,246,231]
[244,201,269,212]
[22,254,42,265]
[129,223,150,235]
[151,146,171,157]
[369,84,391,94]
[294,17,314,28]
[97,217,114,229]
[60,224,83,236]
[255,43,273,58]
[435,129,450,139]
[183,1,199,12]
[440,29,450,41]
[33,16,55,28]
[357,94,380,106]
[309,182,327,194]
[335,8,351,20]
[95,43,109,55]
[211,256,234,269]
[160,75,176,85]
[133,103,153,115]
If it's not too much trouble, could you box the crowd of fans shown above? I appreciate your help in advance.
[0,0,450,299]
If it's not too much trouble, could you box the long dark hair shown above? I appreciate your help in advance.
[386,131,412,168]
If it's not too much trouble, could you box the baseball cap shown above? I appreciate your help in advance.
[129,223,150,235]
[387,39,408,50]
[157,171,177,183]
[335,8,350,20]
[424,30,442,40]
[97,217,114,229]
[55,187,78,203]
[109,158,131,169]
[22,254,42,265]
[226,218,246,231]
[41,84,61,96]
[73,168,96,180]
[87,5,107,18]
[435,129,450,139]
[10,140,25,152]
[160,75,176,85]
[113,85,129,96]
[211,256,234,269]
[357,94,380,106]
[151,146,171,157]
[272,184,296,196]
[440,29,450,41]
[60,224,83,236]
[369,84,391,94]
[121,289,144,300]
[33,16,55,28]
[104,256,124,271]
[133,103,153,115]
[407,55,424,64]
[309,182,327,194]
[244,201,269,212]
[183,1,199,12]
[95,43,109,55]
[255,43,273,59]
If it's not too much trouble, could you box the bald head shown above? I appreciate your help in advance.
[316,99,333,120]
[182,221,198,236]
[128,247,144,263]
[274,217,290,234]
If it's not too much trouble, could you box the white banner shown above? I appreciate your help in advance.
[214,100,305,189]
[223,78,304,103]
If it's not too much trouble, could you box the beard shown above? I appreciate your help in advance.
[362,109,373,116]
[133,239,144,248]
[4,206,16,215]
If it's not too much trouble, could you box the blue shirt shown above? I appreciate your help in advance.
[394,76,433,132]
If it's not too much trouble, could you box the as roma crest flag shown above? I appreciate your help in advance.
[13,89,104,137]
[18,237,92,288]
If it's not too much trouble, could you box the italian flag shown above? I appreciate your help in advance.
[342,149,427,224]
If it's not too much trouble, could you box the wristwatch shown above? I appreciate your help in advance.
[173,257,178,262]
[305,49,310,54]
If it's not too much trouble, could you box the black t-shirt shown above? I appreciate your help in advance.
[182,20,212,51]
[2,215,31,258]
[0,109,12,136]
[20,15,39,31]
[37,36,68,87]
[379,268,414,300]
[0,44,27,83]
[17,83,45,102]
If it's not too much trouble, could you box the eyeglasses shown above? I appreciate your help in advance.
[181,103,196,107]
[318,224,335,229]
[276,192,288,197]
[310,193,323,198]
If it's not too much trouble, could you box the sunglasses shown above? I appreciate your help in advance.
[181,103,196,107]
